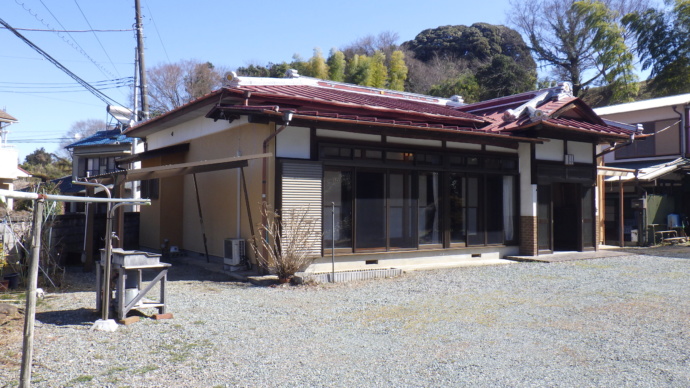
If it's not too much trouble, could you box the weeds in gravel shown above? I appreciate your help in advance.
[161,339,213,363]
[103,366,128,375]
[134,365,158,375]
[68,375,94,385]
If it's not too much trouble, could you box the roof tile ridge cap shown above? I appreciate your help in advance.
[230,75,320,87]
[311,78,451,106]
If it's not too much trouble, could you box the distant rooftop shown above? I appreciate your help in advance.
[594,93,690,116]
[65,128,133,149]
[0,109,18,123]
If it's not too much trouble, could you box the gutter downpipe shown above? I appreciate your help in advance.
[672,105,687,158]
[260,111,292,272]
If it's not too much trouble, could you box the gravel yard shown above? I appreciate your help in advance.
[1,247,689,387]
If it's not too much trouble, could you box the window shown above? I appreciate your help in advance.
[449,173,466,244]
[323,170,353,249]
[418,172,441,245]
[141,179,159,200]
[82,156,118,177]
[320,144,518,252]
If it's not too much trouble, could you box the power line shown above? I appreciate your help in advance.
[73,0,121,77]
[144,0,170,63]
[14,0,118,80]
[0,77,134,86]
[0,17,124,107]
[0,27,133,33]
[37,0,116,80]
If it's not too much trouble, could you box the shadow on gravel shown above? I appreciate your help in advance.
[35,308,98,327]
[164,262,233,283]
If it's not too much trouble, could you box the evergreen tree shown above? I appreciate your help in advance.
[428,73,480,103]
[387,50,408,91]
[624,0,690,96]
[369,51,388,88]
[347,55,373,85]
[308,48,329,79]
[327,49,346,82]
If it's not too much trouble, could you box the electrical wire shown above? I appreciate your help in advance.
[14,0,117,80]
[0,27,133,33]
[73,0,120,77]
[0,77,134,86]
[144,0,170,63]
[38,0,116,80]
[0,17,124,107]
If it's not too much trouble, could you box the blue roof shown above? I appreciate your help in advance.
[51,176,84,194]
[65,128,133,149]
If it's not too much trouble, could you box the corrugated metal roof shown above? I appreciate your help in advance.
[66,128,133,149]
[604,158,690,182]
[594,93,690,115]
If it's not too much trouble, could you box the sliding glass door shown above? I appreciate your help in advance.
[355,170,386,250]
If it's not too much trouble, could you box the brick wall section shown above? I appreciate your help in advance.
[519,216,538,256]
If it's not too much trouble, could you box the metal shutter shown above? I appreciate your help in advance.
[281,162,322,256]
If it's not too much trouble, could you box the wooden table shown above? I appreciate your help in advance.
[96,261,171,320]
[654,230,687,244]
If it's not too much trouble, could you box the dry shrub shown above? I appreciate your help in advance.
[253,202,319,281]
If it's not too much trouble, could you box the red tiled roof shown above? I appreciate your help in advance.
[229,84,484,123]
[130,76,633,142]
[544,117,633,136]
[456,90,545,116]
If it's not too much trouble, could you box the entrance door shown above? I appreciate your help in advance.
[552,183,580,251]
[355,170,386,250]
[537,185,552,253]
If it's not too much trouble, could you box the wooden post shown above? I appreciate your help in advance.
[20,197,44,388]
[192,174,210,262]
[619,179,624,247]
[113,183,125,249]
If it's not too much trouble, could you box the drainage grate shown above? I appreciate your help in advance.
[296,268,403,284]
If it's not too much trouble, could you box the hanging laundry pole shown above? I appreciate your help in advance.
[0,189,150,388]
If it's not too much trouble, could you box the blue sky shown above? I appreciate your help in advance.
[2,0,514,161]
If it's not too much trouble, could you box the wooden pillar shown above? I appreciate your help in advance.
[113,183,125,249]
[619,179,624,247]
[84,187,95,272]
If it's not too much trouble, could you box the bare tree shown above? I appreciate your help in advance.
[342,31,400,60]
[57,119,107,160]
[404,52,468,94]
[508,0,653,96]
[147,59,227,115]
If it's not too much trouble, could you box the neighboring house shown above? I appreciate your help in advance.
[98,73,631,272]
[594,95,690,245]
[64,126,139,213]
[0,109,31,210]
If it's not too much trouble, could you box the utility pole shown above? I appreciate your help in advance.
[135,0,149,121]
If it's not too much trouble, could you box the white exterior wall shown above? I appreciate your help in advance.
[387,137,443,148]
[146,116,246,151]
[276,126,311,159]
[535,139,564,161]
[568,141,594,163]
[0,147,19,179]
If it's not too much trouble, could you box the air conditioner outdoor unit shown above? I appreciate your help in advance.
[224,238,245,267]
